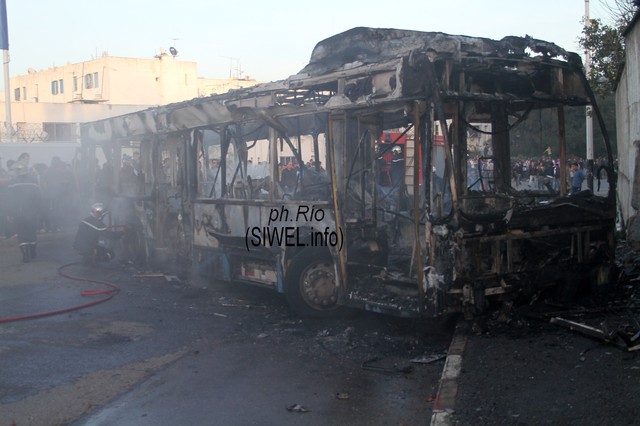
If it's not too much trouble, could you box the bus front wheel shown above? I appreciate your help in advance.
[284,250,347,318]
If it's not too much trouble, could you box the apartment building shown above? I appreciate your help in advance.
[0,51,258,143]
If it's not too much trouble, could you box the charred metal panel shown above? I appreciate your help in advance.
[162,101,232,131]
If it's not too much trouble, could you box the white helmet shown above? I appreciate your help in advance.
[392,146,402,154]
[90,203,107,219]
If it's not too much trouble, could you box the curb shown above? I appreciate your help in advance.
[430,323,467,426]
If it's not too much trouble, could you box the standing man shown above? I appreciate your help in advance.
[570,162,588,194]
[280,161,298,193]
[7,163,42,262]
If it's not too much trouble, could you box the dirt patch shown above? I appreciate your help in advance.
[88,320,155,342]
[1,348,189,426]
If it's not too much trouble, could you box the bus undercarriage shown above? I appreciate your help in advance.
[80,27,616,318]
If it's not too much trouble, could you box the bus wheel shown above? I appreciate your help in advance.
[284,250,346,318]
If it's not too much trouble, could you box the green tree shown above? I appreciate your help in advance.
[579,0,636,96]
[575,1,638,157]
[579,18,626,97]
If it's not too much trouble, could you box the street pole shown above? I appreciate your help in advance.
[585,0,594,189]
[0,0,11,143]
[3,49,12,143]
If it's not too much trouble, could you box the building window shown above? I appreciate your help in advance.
[14,88,20,101]
[93,72,99,88]
[73,76,78,92]
[22,87,26,100]
[85,73,93,89]
[51,80,59,95]
[59,79,64,94]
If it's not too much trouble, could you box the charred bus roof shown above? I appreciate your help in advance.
[81,27,592,142]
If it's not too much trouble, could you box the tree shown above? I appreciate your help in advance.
[579,0,637,96]
[579,18,624,97]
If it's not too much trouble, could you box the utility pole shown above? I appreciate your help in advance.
[585,0,594,189]
[220,56,239,79]
[0,0,12,143]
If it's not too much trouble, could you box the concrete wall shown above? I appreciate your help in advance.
[616,11,640,239]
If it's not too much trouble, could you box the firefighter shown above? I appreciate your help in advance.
[7,163,42,262]
[389,145,405,187]
[73,203,115,265]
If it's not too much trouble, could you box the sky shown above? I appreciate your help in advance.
[1,0,614,85]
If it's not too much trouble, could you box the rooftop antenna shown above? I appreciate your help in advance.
[220,56,239,79]
[170,38,179,57]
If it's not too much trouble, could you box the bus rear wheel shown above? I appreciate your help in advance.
[284,250,347,318]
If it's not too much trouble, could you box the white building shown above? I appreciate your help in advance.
[0,52,259,143]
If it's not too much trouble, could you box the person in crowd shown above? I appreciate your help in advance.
[120,153,144,195]
[280,161,298,193]
[570,162,588,193]
[16,152,30,171]
[7,163,42,262]
[43,156,75,231]
[528,159,537,187]
[95,161,115,206]
[512,160,523,187]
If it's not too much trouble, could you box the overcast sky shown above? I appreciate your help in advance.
[2,0,613,84]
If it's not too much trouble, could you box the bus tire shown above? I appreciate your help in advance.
[284,250,347,318]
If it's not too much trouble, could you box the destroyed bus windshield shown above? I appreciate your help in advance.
[79,27,616,319]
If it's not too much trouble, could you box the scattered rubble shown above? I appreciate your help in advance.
[470,238,640,352]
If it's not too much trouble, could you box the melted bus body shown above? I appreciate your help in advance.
[79,28,616,318]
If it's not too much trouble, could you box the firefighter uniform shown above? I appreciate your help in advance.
[73,204,115,264]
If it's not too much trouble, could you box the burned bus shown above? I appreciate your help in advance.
[79,27,616,318]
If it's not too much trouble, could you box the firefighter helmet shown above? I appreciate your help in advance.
[90,203,107,219]
[392,146,402,154]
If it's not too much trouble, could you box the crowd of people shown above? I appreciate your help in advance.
[467,155,614,194]
[0,152,78,262]
[510,156,613,193]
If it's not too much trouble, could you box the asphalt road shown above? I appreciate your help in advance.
[2,223,638,426]
[452,321,640,426]
[0,229,453,425]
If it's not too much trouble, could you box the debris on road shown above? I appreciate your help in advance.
[133,273,165,278]
[361,357,413,374]
[131,272,181,282]
[543,242,640,352]
[286,404,311,413]
[550,315,640,352]
[410,353,447,364]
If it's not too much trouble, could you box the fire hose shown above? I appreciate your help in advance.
[0,262,120,324]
